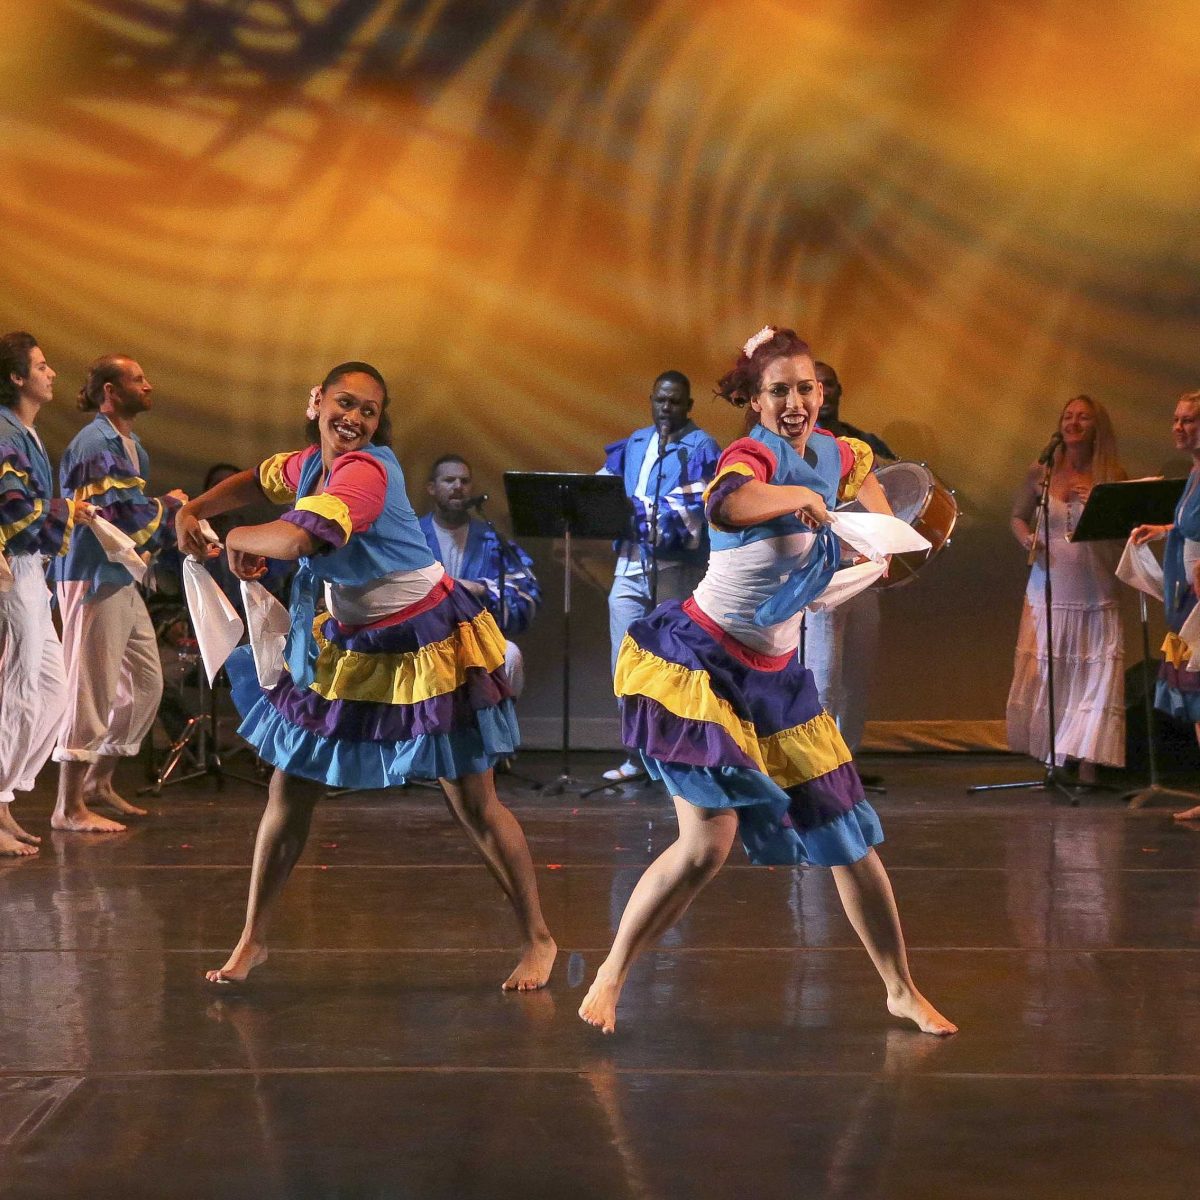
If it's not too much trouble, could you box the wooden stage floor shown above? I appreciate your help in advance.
[3,752,1199,1199]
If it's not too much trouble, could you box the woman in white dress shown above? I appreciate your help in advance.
[1007,395,1127,785]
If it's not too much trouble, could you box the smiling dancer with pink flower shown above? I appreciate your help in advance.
[579,327,956,1037]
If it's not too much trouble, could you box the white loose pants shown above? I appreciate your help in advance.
[54,581,163,763]
[804,589,881,753]
[0,555,67,803]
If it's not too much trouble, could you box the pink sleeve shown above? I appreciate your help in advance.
[324,452,388,532]
[714,438,776,483]
[281,448,315,493]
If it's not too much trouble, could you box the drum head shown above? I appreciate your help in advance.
[875,462,933,524]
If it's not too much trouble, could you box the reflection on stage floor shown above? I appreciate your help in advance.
[3,752,1200,1199]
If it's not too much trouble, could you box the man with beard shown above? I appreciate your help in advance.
[53,355,186,832]
[420,453,540,697]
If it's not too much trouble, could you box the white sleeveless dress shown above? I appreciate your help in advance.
[1006,493,1125,767]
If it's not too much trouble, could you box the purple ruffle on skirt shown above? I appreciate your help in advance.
[623,600,821,737]
[262,663,511,742]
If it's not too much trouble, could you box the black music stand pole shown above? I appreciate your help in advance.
[504,472,631,793]
[1061,477,1197,808]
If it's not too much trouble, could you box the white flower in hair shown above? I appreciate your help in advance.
[305,386,320,421]
[742,325,776,358]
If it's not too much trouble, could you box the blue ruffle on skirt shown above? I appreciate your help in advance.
[227,645,519,788]
[642,755,883,867]
[1155,677,1200,724]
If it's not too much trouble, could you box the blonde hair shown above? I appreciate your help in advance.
[1054,394,1124,484]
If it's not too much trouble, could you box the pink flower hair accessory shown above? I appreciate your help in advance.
[742,325,776,358]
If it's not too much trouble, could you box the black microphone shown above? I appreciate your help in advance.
[655,419,671,457]
[464,493,489,511]
[1037,431,1064,466]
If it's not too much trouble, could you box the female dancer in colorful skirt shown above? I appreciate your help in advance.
[579,327,956,1036]
[1132,390,1200,821]
[176,362,556,989]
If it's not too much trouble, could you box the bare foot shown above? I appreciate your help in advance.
[86,788,148,818]
[1173,804,1200,822]
[0,830,39,858]
[887,988,958,1036]
[578,968,621,1034]
[205,942,268,985]
[502,934,557,991]
[0,807,41,845]
[51,808,127,833]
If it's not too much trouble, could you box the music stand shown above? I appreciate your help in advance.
[505,472,631,793]
[1072,478,1197,809]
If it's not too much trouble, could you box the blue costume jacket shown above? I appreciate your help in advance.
[602,421,721,569]
[55,415,180,592]
[418,513,540,638]
[0,406,74,559]
[1163,471,1200,633]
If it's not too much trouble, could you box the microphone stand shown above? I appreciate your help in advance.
[971,457,1074,800]
[474,498,541,790]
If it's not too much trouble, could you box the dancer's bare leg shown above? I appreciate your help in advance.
[84,753,148,817]
[440,770,557,990]
[0,803,40,846]
[206,769,321,983]
[52,760,126,833]
[580,798,737,1034]
[831,848,957,1036]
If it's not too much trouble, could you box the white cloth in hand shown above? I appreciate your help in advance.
[807,560,888,612]
[1115,536,1163,601]
[241,580,290,688]
[827,510,932,563]
[182,557,244,684]
[91,515,148,583]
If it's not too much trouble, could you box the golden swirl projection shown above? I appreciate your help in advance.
[1,0,1198,727]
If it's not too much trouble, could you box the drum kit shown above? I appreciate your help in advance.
[838,460,959,587]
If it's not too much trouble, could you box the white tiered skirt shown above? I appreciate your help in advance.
[1006,599,1125,767]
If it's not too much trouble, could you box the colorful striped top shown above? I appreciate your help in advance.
[0,406,75,560]
[692,425,872,656]
[56,414,180,591]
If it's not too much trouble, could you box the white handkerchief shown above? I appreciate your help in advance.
[1115,537,1163,601]
[182,557,244,684]
[241,580,290,688]
[90,515,148,583]
[0,554,13,594]
[807,560,888,612]
[827,510,931,564]
[1181,606,1200,671]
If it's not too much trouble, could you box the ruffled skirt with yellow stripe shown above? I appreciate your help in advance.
[227,579,518,787]
[615,601,882,866]
[1157,629,1200,723]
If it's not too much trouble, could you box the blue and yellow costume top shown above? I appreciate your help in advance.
[55,414,180,592]
[0,406,76,560]
[417,513,541,638]
[226,444,518,788]
[614,424,882,867]
[1157,469,1200,722]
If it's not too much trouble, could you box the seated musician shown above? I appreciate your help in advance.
[419,454,540,696]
